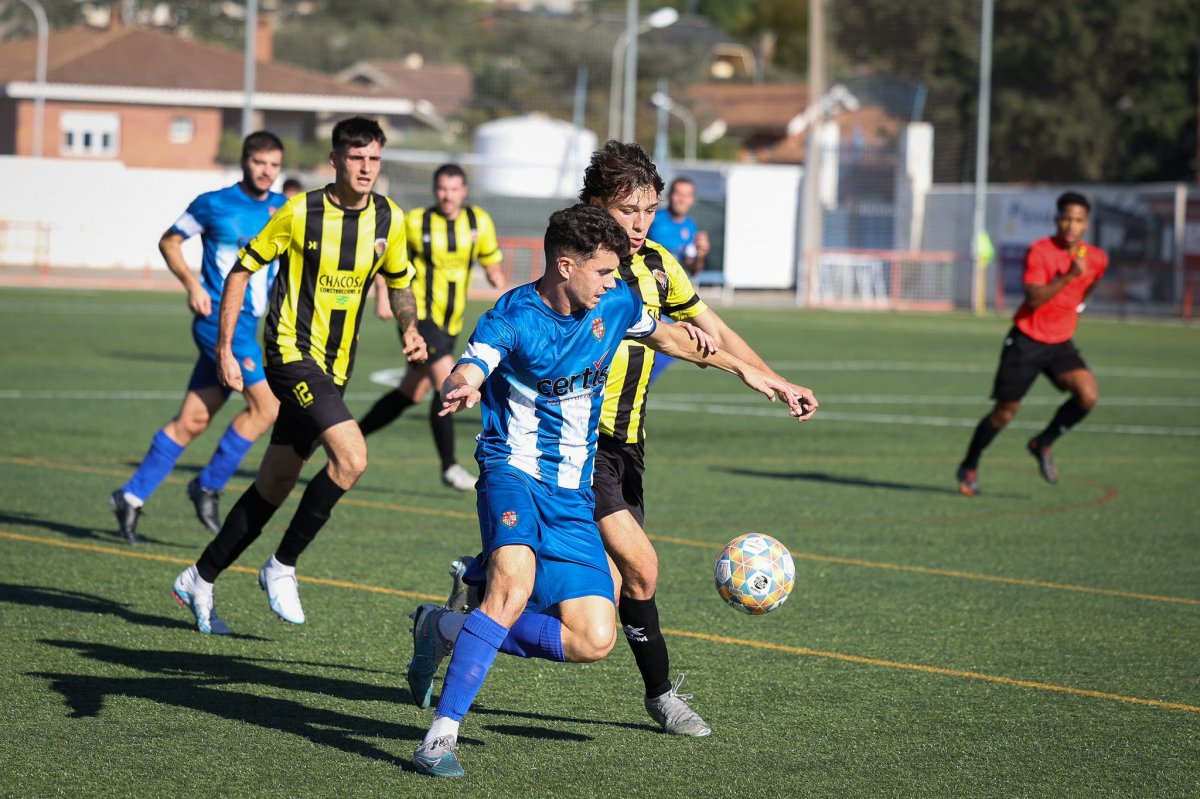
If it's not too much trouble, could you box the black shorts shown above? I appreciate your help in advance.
[266,359,353,458]
[592,434,645,527]
[990,327,1088,402]
[407,319,457,364]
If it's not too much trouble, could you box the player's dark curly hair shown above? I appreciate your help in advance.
[1057,191,1090,214]
[578,140,665,205]
[545,203,631,264]
[331,116,386,151]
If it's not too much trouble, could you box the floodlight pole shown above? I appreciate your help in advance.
[797,0,826,306]
[18,0,48,157]
[621,0,639,142]
[608,28,632,142]
[971,0,995,315]
[241,0,258,136]
[651,91,696,162]
[609,4,678,143]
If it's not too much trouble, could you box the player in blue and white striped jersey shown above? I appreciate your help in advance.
[108,132,286,546]
[407,204,805,778]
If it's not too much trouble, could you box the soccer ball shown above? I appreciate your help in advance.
[714,533,796,615]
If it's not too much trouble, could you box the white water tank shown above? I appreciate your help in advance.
[472,114,597,198]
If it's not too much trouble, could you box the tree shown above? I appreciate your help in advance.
[828,0,1199,182]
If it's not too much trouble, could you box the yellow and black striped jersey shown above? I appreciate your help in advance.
[408,205,502,336]
[238,187,413,386]
[599,239,708,444]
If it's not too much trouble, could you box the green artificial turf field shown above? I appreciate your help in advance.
[1,287,1196,797]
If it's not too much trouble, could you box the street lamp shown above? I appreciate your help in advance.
[784,83,860,138]
[649,90,696,162]
[17,0,48,157]
[607,4,678,142]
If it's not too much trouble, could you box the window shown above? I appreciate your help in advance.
[60,111,119,157]
[169,116,195,144]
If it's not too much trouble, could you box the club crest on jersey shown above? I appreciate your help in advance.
[591,317,606,341]
[373,238,387,259]
[242,357,256,372]
[501,510,519,528]
[652,268,669,290]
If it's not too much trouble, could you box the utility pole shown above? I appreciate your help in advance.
[797,0,825,306]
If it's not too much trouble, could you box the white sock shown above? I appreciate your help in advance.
[423,715,460,746]
[122,491,144,508]
[188,566,214,594]
[436,611,467,644]
[266,555,294,574]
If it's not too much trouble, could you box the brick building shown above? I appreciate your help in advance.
[0,17,459,169]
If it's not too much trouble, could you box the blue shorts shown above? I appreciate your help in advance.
[188,314,266,392]
[465,463,614,614]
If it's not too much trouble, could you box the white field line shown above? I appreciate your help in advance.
[656,393,1200,408]
[5,388,1198,410]
[4,389,1194,436]
[0,301,182,316]
[649,399,1200,437]
[769,360,1200,380]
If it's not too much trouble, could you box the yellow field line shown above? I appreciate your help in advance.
[3,528,1195,715]
[663,629,1200,714]
[650,534,1200,606]
[0,530,443,602]
[2,455,1195,605]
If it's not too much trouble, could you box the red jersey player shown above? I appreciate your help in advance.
[957,191,1107,495]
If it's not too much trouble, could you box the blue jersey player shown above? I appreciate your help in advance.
[109,131,286,544]
[406,204,804,778]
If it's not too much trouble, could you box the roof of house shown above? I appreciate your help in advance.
[683,82,904,164]
[0,25,356,93]
[337,59,472,117]
[753,105,906,164]
[683,82,810,132]
[0,24,441,119]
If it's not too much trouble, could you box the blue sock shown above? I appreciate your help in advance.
[499,613,566,661]
[197,423,254,492]
[436,610,509,722]
[122,430,185,503]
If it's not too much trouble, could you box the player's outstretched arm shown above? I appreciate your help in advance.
[438,363,486,416]
[687,307,815,413]
[645,322,816,419]
[388,286,427,363]
[216,266,252,392]
[159,230,210,317]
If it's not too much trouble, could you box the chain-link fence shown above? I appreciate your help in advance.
[2,1,1196,316]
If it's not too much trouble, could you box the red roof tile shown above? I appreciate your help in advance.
[0,25,388,98]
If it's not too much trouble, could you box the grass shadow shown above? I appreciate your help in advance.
[0,583,199,633]
[471,705,651,734]
[30,639,469,770]
[0,511,188,548]
[721,468,1028,499]
[482,723,592,741]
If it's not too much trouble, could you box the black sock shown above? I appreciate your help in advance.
[429,392,456,471]
[962,415,1002,471]
[358,390,414,437]
[618,595,672,698]
[274,468,346,567]
[196,484,279,582]
[1036,399,1089,447]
